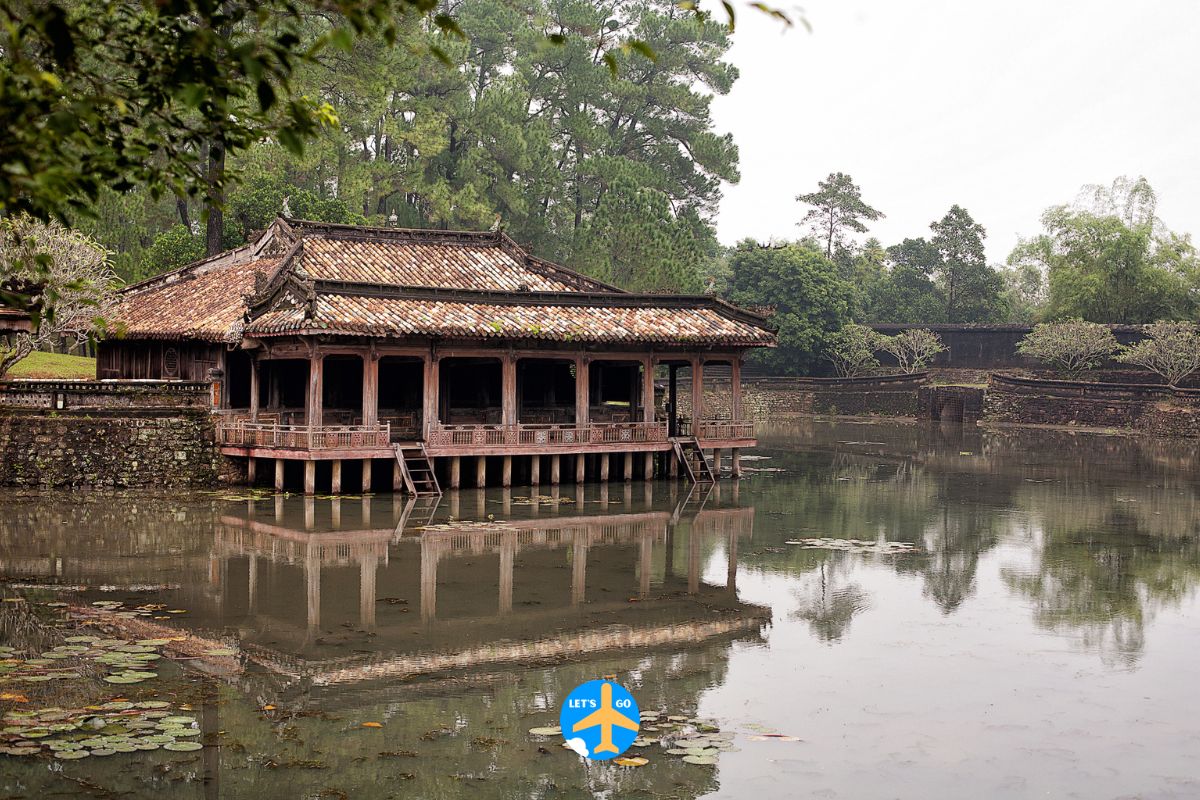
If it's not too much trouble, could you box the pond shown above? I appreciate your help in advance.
[2,420,1199,798]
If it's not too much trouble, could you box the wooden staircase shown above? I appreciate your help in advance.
[393,443,442,497]
[671,437,715,484]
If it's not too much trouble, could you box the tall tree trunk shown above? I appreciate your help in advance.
[175,196,191,230]
[205,137,226,256]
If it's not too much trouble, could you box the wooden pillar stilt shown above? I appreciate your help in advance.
[362,354,379,426]
[304,460,316,495]
[275,458,285,492]
[308,353,323,426]
[476,455,487,488]
[600,453,609,482]
[360,459,371,493]
[393,460,404,492]
[668,451,678,478]
[623,451,633,482]
[712,448,722,478]
[502,456,512,487]
[575,453,586,483]
[331,460,342,494]
[643,452,654,481]
[531,455,541,486]
[550,454,561,485]
[731,448,742,479]
[246,457,256,486]
[449,456,461,489]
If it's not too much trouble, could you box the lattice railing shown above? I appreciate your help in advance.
[216,421,391,450]
[677,419,755,440]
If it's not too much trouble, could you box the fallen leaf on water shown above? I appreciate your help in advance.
[613,756,648,767]
[261,705,276,711]
[0,692,29,703]
[361,722,383,728]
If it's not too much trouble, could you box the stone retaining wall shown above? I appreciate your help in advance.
[984,374,1200,437]
[680,373,926,420]
[0,380,241,488]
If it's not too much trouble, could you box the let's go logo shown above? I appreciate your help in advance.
[559,679,640,760]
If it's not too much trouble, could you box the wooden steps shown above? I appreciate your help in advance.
[393,443,442,497]
[671,437,715,484]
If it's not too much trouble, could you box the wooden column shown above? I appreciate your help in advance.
[423,354,440,437]
[643,452,654,481]
[731,448,742,479]
[691,357,704,430]
[449,456,461,489]
[275,459,285,491]
[731,357,743,422]
[575,357,590,428]
[575,454,585,483]
[476,456,487,488]
[246,457,256,485]
[502,352,517,427]
[642,356,655,423]
[303,460,316,495]
[331,460,342,494]
[600,453,609,482]
[393,460,404,492]
[668,364,678,437]
[502,456,512,487]
[530,455,541,486]
[362,352,379,426]
[550,454,561,485]
[711,449,722,478]
[249,357,260,421]
[623,451,633,482]
[307,353,323,427]
[360,459,371,493]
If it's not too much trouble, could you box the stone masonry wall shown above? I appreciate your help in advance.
[0,408,244,489]
[677,374,925,421]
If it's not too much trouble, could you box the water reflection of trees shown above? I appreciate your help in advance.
[751,420,1200,660]
[1002,486,1200,666]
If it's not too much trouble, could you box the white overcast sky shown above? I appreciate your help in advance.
[711,0,1200,262]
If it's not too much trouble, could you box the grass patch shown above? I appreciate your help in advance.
[7,351,95,380]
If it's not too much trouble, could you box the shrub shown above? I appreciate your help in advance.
[1117,321,1200,385]
[1017,319,1119,375]
[880,328,945,374]
[825,323,885,377]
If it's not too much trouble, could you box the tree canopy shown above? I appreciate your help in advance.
[795,172,883,258]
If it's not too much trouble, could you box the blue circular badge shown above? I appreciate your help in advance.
[559,679,641,760]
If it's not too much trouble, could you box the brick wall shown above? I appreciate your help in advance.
[677,373,926,421]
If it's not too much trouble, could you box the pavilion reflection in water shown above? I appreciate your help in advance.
[203,484,765,689]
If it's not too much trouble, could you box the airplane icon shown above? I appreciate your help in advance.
[571,681,640,754]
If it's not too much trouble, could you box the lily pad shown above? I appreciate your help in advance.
[681,754,718,765]
[164,741,203,752]
[55,750,90,760]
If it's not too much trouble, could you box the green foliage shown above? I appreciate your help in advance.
[1017,319,1119,375]
[796,172,884,258]
[930,205,1003,323]
[825,323,885,377]
[1116,321,1200,385]
[726,241,854,375]
[142,225,206,277]
[865,237,946,323]
[1012,178,1198,323]
[570,178,705,292]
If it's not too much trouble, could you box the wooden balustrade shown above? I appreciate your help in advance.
[216,421,391,450]
[677,419,755,441]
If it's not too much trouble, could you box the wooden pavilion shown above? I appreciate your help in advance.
[101,217,775,494]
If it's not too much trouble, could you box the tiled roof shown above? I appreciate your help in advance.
[296,236,588,292]
[246,291,774,346]
[107,217,774,348]
[111,256,275,342]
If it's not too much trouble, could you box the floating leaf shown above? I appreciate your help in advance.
[682,754,718,765]
[613,756,649,767]
[55,750,90,759]
[527,726,561,736]
[164,741,203,752]
[361,722,383,728]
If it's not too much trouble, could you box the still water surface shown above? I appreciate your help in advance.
[2,420,1200,798]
